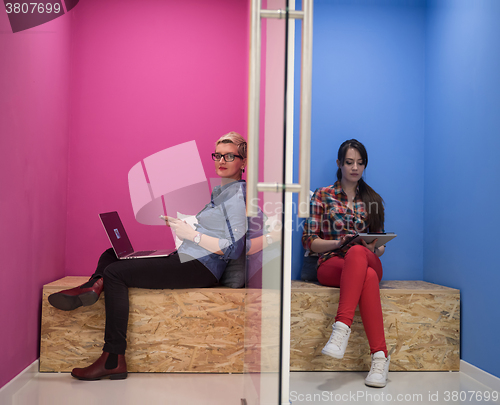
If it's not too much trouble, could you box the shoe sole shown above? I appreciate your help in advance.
[48,291,99,311]
[71,372,128,381]
[364,380,387,388]
[321,348,344,359]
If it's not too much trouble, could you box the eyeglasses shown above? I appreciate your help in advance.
[211,152,243,162]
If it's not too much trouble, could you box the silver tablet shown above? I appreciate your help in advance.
[353,233,397,248]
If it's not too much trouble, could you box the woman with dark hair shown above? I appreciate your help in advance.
[48,132,248,381]
[302,139,390,388]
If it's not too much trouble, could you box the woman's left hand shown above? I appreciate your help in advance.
[361,238,378,253]
[169,219,197,241]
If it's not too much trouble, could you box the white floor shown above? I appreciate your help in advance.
[1,362,499,405]
[290,370,500,405]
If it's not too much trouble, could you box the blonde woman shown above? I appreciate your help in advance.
[49,132,248,380]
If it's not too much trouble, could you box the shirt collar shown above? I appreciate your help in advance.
[333,180,361,200]
[333,180,359,196]
[333,180,343,196]
[212,179,246,200]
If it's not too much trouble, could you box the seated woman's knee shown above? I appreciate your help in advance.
[345,244,368,256]
[365,267,380,284]
[102,262,125,282]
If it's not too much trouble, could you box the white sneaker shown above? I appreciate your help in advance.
[321,321,351,359]
[365,351,390,388]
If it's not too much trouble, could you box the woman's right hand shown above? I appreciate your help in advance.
[335,235,354,250]
[311,235,356,254]
[160,215,177,228]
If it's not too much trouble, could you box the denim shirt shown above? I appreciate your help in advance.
[178,180,247,280]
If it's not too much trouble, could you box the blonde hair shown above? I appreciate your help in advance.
[215,131,247,160]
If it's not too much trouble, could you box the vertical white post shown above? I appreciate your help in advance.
[247,0,262,218]
[298,0,313,218]
[281,2,296,403]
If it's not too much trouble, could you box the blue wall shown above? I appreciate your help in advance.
[292,0,427,281]
[424,0,500,380]
[292,0,500,379]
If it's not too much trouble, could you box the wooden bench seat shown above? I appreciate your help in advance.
[290,280,460,372]
[40,277,250,373]
[40,277,460,373]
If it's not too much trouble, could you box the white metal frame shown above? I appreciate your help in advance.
[247,1,313,404]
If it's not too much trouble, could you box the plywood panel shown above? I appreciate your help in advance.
[41,278,460,373]
[290,280,460,371]
[40,278,248,373]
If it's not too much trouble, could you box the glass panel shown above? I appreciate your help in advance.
[243,0,289,404]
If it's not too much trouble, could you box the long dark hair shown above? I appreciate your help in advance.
[336,139,385,232]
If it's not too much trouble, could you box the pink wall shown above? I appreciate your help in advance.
[0,0,249,389]
[65,0,250,276]
[0,12,71,389]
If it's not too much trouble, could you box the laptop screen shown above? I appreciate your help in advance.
[99,211,134,258]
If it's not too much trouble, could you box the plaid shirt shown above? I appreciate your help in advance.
[302,181,368,266]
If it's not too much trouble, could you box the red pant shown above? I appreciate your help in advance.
[317,245,387,356]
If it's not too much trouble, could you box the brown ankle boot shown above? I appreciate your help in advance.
[71,352,127,381]
[48,277,103,311]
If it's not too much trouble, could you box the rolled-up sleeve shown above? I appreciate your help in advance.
[302,188,324,251]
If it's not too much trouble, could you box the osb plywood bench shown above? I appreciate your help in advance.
[40,277,460,374]
[40,277,251,373]
[290,280,460,372]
